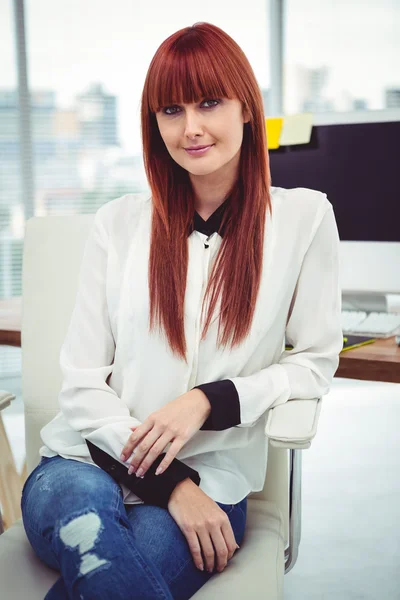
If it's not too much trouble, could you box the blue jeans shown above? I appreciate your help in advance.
[21,455,247,600]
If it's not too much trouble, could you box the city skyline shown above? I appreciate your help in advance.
[1,0,400,153]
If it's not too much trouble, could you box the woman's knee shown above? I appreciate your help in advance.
[21,457,125,574]
[22,456,122,537]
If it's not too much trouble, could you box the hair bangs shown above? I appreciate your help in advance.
[147,45,237,114]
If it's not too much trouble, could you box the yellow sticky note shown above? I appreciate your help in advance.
[265,117,284,149]
[279,113,313,146]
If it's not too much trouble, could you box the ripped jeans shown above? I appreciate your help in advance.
[21,455,247,600]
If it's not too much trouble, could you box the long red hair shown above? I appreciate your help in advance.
[140,22,272,363]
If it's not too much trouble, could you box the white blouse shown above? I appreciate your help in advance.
[39,186,343,504]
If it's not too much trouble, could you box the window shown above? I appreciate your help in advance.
[0,0,270,376]
[284,0,400,114]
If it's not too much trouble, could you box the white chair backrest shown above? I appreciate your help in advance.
[21,214,289,542]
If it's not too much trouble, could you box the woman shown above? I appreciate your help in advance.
[21,21,343,600]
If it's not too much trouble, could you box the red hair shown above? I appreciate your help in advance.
[141,22,272,363]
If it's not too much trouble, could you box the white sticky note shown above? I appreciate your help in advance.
[279,113,313,146]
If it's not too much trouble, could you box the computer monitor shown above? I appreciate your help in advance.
[268,110,400,299]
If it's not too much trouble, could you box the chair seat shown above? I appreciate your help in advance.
[0,499,284,600]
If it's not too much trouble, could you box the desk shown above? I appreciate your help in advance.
[0,297,21,348]
[336,336,400,384]
[1,295,400,382]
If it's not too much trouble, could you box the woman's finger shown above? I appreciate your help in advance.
[154,437,184,476]
[120,421,153,461]
[183,529,204,572]
[220,517,239,561]
[126,426,162,475]
[209,526,229,572]
[197,528,215,574]
[133,431,174,477]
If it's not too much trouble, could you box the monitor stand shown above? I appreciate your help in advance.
[342,291,389,313]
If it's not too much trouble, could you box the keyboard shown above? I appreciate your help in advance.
[341,310,400,338]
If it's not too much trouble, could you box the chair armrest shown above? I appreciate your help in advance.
[0,390,16,412]
[265,397,322,449]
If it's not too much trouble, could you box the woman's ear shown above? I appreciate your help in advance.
[242,104,251,124]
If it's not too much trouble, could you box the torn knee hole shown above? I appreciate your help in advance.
[59,511,110,575]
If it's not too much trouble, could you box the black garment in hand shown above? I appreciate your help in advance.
[86,439,200,509]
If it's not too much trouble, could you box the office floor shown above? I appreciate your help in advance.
[1,373,400,599]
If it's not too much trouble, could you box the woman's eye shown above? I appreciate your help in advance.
[162,99,220,115]
[163,105,179,115]
[202,99,220,109]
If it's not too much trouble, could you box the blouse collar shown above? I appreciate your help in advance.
[189,198,230,238]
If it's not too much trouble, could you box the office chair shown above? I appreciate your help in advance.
[0,213,322,599]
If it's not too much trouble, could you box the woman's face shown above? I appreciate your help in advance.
[155,97,250,177]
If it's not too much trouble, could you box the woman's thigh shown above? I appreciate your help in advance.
[21,455,123,571]
[125,497,247,600]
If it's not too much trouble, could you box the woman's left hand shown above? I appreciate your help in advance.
[120,389,211,478]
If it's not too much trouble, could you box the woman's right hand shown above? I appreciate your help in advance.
[167,478,240,574]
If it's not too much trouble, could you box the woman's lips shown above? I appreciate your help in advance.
[184,144,214,156]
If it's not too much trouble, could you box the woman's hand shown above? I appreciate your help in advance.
[167,478,240,573]
[120,389,211,478]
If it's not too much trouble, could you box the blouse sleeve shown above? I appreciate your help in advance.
[56,208,141,456]
[55,207,199,501]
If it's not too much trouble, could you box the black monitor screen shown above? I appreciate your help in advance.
[268,120,400,242]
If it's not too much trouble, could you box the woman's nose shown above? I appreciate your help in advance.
[183,110,204,138]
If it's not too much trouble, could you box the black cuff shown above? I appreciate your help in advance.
[86,439,200,509]
[193,379,241,430]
